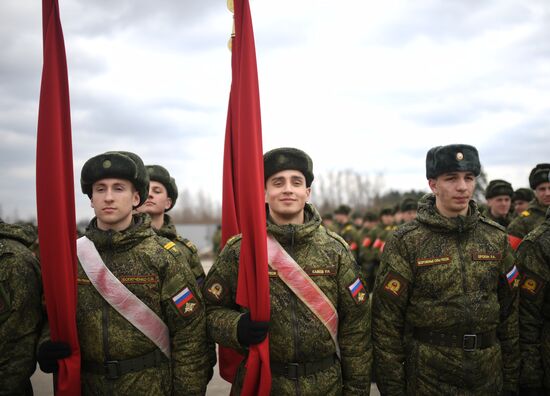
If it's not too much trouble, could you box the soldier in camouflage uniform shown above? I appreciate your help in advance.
[334,204,360,259]
[37,151,211,395]
[358,207,395,291]
[137,164,206,286]
[513,188,535,216]
[372,144,519,395]
[204,147,372,395]
[508,164,550,246]
[483,179,514,227]
[516,207,550,394]
[0,220,43,395]
[399,198,418,224]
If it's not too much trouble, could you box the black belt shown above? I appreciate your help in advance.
[82,349,166,380]
[413,328,498,351]
[271,354,338,380]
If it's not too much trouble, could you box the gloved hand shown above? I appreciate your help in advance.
[518,387,545,396]
[37,341,71,373]
[237,312,269,346]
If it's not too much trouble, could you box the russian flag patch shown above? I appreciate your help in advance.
[506,265,519,289]
[172,287,198,316]
[348,278,367,304]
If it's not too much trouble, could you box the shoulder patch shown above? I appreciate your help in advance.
[348,277,367,304]
[163,241,176,251]
[176,237,198,254]
[521,210,530,217]
[380,271,409,299]
[520,274,545,299]
[505,265,520,290]
[203,275,228,304]
[171,286,199,317]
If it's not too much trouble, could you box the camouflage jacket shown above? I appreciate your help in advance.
[0,221,43,395]
[516,208,550,390]
[372,194,519,395]
[508,199,548,239]
[338,222,360,258]
[156,214,206,285]
[204,204,372,395]
[76,214,210,395]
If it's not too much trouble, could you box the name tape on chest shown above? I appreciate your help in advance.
[416,256,451,267]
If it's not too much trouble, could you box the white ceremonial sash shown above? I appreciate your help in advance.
[267,234,341,358]
[76,236,170,358]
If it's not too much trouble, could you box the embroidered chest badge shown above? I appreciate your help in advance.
[348,278,367,304]
[172,287,198,317]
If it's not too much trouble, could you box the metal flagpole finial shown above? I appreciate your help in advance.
[227,0,235,51]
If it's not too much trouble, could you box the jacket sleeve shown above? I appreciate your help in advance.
[517,239,547,389]
[497,242,520,391]
[337,248,372,395]
[161,251,210,395]
[0,252,43,389]
[202,241,245,352]
[372,234,413,396]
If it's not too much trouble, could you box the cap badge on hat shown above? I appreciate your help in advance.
[277,155,287,165]
[103,160,112,169]
[456,152,464,161]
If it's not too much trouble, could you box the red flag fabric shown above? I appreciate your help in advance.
[36,1,81,394]
[220,0,272,393]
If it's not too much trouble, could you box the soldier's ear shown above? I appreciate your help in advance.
[305,187,311,201]
[428,178,437,194]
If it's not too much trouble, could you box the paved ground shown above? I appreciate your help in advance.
[30,257,379,395]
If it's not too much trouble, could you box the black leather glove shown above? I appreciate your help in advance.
[519,387,545,396]
[237,312,269,346]
[37,341,71,373]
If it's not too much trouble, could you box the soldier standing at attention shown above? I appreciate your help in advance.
[204,147,372,395]
[516,207,550,395]
[0,219,43,395]
[512,188,535,216]
[137,164,206,286]
[37,151,211,395]
[483,179,514,227]
[508,164,550,248]
[372,144,519,395]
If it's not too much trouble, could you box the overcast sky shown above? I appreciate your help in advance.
[1,0,549,222]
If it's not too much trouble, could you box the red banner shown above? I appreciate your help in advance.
[36,1,81,394]
[220,0,271,394]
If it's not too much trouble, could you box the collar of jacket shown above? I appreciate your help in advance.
[85,212,155,252]
[416,193,480,234]
[529,198,549,214]
[156,214,177,240]
[266,202,322,246]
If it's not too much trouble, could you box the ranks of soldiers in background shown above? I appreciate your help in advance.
[358,206,396,291]
[399,197,418,224]
[138,164,207,286]
[204,147,372,394]
[321,212,339,233]
[512,187,535,216]
[516,206,550,394]
[508,164,550,248]
[333,204,360,259]
[37,151,211,394]
[211,224,222,258]
[482,179,514,227]
[352,211,364,230]
[372,144,519,395]
[0,219,43,395]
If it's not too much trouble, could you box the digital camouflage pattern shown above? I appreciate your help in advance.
[358,224,396,292]
[75,213,210,395]
[204,204,372,395]
[372,194,519,395]
[508,199,548,239]
[155,214,206,285]
[0,220,43,396]
[516,208,550,391]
